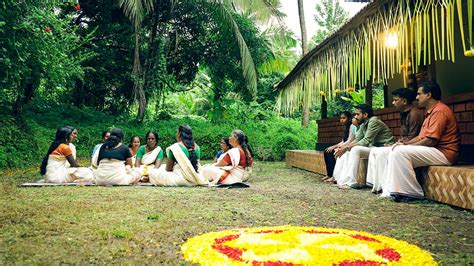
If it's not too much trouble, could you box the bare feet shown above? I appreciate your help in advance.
[324,177,336,183]
[322,176,332,181]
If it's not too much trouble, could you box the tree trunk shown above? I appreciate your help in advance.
[297,0,308,56]
[212,87,223,122]
[132,29,147,122]
[298,0,310,126]
[12,67,40,116]
[301,81,310,126]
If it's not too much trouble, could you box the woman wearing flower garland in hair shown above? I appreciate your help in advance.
[41,127,93,183]
[203,129,253,185]
[134,131,163,182]
[150,125,207,186]
[92,128,140,185]
[128,135,141,167]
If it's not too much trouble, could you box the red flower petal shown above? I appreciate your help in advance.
[253,261,297,266]
[375,248,401,262]
[304,230,339,234]
[255,229,286,234]
[212,244,244,261]
[214,234,240,244]
[350,234,381,243]
[73,4,80,11]
[335,259,383,266]
[44,27,51,33]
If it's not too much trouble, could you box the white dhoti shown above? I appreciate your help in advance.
[335,146,371,186]
[333,153,348,183]
[366,147,391,193]
[384,145,450,198]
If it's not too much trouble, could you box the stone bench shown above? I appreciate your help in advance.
[285,150,473,210]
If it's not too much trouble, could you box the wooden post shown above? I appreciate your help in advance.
[321,95,327,119]
[366,78,373,106]
[383,84,389,108]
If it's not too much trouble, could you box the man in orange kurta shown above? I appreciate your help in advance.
[385,81,460,201]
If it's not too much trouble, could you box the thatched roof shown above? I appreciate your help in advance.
[275,0,383,91]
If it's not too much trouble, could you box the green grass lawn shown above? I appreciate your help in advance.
[1,162,473,264]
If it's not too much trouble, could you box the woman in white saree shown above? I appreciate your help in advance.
[128,135,141,167]
[93,128,140,185]
[40,127,93,183]
[134,131,163,181]
[203,130,253,185]
[212,137,231,163]
[150,125,207,186]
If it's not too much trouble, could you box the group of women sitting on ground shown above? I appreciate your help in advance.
[40,125,253,186]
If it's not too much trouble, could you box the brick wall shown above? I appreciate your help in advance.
[316,92,474,163]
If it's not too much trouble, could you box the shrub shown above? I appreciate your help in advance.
[1,104,317,170]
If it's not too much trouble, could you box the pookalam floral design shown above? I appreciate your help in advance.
[181,226,437,265]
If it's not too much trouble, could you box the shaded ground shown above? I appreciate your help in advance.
[1,162,473,264]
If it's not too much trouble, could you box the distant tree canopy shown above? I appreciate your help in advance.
[0,0,301,122]
[310,0,348,49]
[0,0,90,115]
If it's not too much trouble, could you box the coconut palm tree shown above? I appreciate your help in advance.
[119,0,283,121]
[297,0,310,126]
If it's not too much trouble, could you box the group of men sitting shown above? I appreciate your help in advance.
[325,81,460,202]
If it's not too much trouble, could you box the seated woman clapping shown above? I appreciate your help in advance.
[40,127,93,183]
[93,128,140,185]
[203,129,253,185]
[149,125,207,186]
[134,131,163,181]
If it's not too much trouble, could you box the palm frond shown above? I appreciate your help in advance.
[206,1,258,97]
[119,0,155,28]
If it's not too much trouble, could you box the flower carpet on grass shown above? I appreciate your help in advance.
[181,225,436,265]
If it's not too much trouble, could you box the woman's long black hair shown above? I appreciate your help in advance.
[144,131,159,148]
[128,135,140,148]
[221,137,231,150]
[98,128,125,164]
[40,127,73,175]
[103,128,124,149]
[64,126,76,142]
[232,129,252,167]
[341,111,353,142]
[179,125,198,172]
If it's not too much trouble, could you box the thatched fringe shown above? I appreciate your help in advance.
[277,0,472,116]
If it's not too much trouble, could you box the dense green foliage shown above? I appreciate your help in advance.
[0,101,316,169]
[0,0,92,114]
